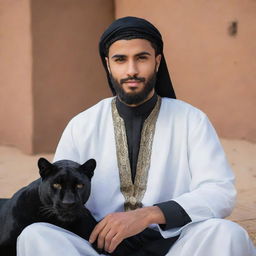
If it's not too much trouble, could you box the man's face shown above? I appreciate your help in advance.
[106,39,161,106]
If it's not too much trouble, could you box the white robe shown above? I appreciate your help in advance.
[18,97,255,255]
[54,97,236,237]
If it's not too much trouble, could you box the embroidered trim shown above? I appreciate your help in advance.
[112,97,161,211]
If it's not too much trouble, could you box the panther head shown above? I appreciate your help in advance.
[37,158,96,222]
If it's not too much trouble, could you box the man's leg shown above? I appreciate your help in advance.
[17,222,107,256]
[166,219,256,256]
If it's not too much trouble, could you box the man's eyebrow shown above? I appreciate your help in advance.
[135,51,151,57]
[111,54,126,59]
[111,52,151,59]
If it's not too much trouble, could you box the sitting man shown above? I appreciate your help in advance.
[17,16,256,256]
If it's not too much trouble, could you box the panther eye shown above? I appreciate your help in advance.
[76,184,84,189]
[53,183,62,189]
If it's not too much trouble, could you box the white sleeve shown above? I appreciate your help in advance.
[53,118,80,163]
[158,114,236,238]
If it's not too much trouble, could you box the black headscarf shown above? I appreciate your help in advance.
[99,16,176,99]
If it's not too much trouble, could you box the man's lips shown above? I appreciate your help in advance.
[123,80,141,87]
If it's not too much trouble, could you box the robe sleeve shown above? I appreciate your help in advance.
[53,118,80,163]
[155,200,191,229]
[157,113,236,238]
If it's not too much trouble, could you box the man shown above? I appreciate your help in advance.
[17,16,255,256]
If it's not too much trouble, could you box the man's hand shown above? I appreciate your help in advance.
[89,206,166,253]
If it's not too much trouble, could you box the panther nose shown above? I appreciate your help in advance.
[62,192,76,208]
[61,199,76,208]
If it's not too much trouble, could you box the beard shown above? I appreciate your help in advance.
[110,70,157,105]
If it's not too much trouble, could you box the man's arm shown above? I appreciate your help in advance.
[89,206,165,253]
[155,200,191,230]
[89,200,192,253]
[156,113,236,238]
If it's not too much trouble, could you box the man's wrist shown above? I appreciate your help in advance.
[136,206,166,226]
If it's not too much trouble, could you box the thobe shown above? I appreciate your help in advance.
[17,97,256,255]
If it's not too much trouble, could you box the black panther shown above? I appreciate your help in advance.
[0,158,177,256]
[0,158,97,256]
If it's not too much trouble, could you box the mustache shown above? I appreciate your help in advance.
[120,76,145,84]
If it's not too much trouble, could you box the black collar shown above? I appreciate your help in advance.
[116,93,158,119]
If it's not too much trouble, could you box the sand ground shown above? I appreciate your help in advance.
[0,138,255,244]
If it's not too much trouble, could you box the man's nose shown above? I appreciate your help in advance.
[126,60,138,77]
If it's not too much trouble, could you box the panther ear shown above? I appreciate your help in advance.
[38,158,54,179]
[81,159,96,180]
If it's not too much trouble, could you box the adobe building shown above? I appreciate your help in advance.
[0,0,256,154]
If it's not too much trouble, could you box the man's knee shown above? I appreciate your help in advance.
[168,219,255,256]
[19,223,41,238]
[18,223,50,243]
[201,218,250,242]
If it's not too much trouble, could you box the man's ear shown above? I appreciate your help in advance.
[156,54,162,72]
[105,57,111,73]
[80,159,96,180]
[38,158,54,179]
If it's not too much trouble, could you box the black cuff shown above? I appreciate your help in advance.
[154,200,191,230]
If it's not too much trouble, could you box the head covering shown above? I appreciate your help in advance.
[99,16,176,99]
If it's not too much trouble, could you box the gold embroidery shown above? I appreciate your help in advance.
[112,97,161,211]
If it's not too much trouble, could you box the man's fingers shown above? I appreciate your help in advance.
[97,225,112,249]
[89,220,106,243]
[108,234,122,253]
[104,230,117,252]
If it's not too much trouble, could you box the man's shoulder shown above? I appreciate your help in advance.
[71,97,114,122]
[161,98,210,132]
[161,97,206,118]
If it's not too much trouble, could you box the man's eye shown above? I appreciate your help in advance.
[138,55,148,60]
[53,183,62,189]
[76,184,84,189]
[114,57,125,63]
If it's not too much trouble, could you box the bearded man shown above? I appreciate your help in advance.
[17,17,256,256]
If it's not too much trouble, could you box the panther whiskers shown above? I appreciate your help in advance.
[39,206,56,218]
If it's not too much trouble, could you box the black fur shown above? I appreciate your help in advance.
[0,158,97,256]
[0,158,175,256]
